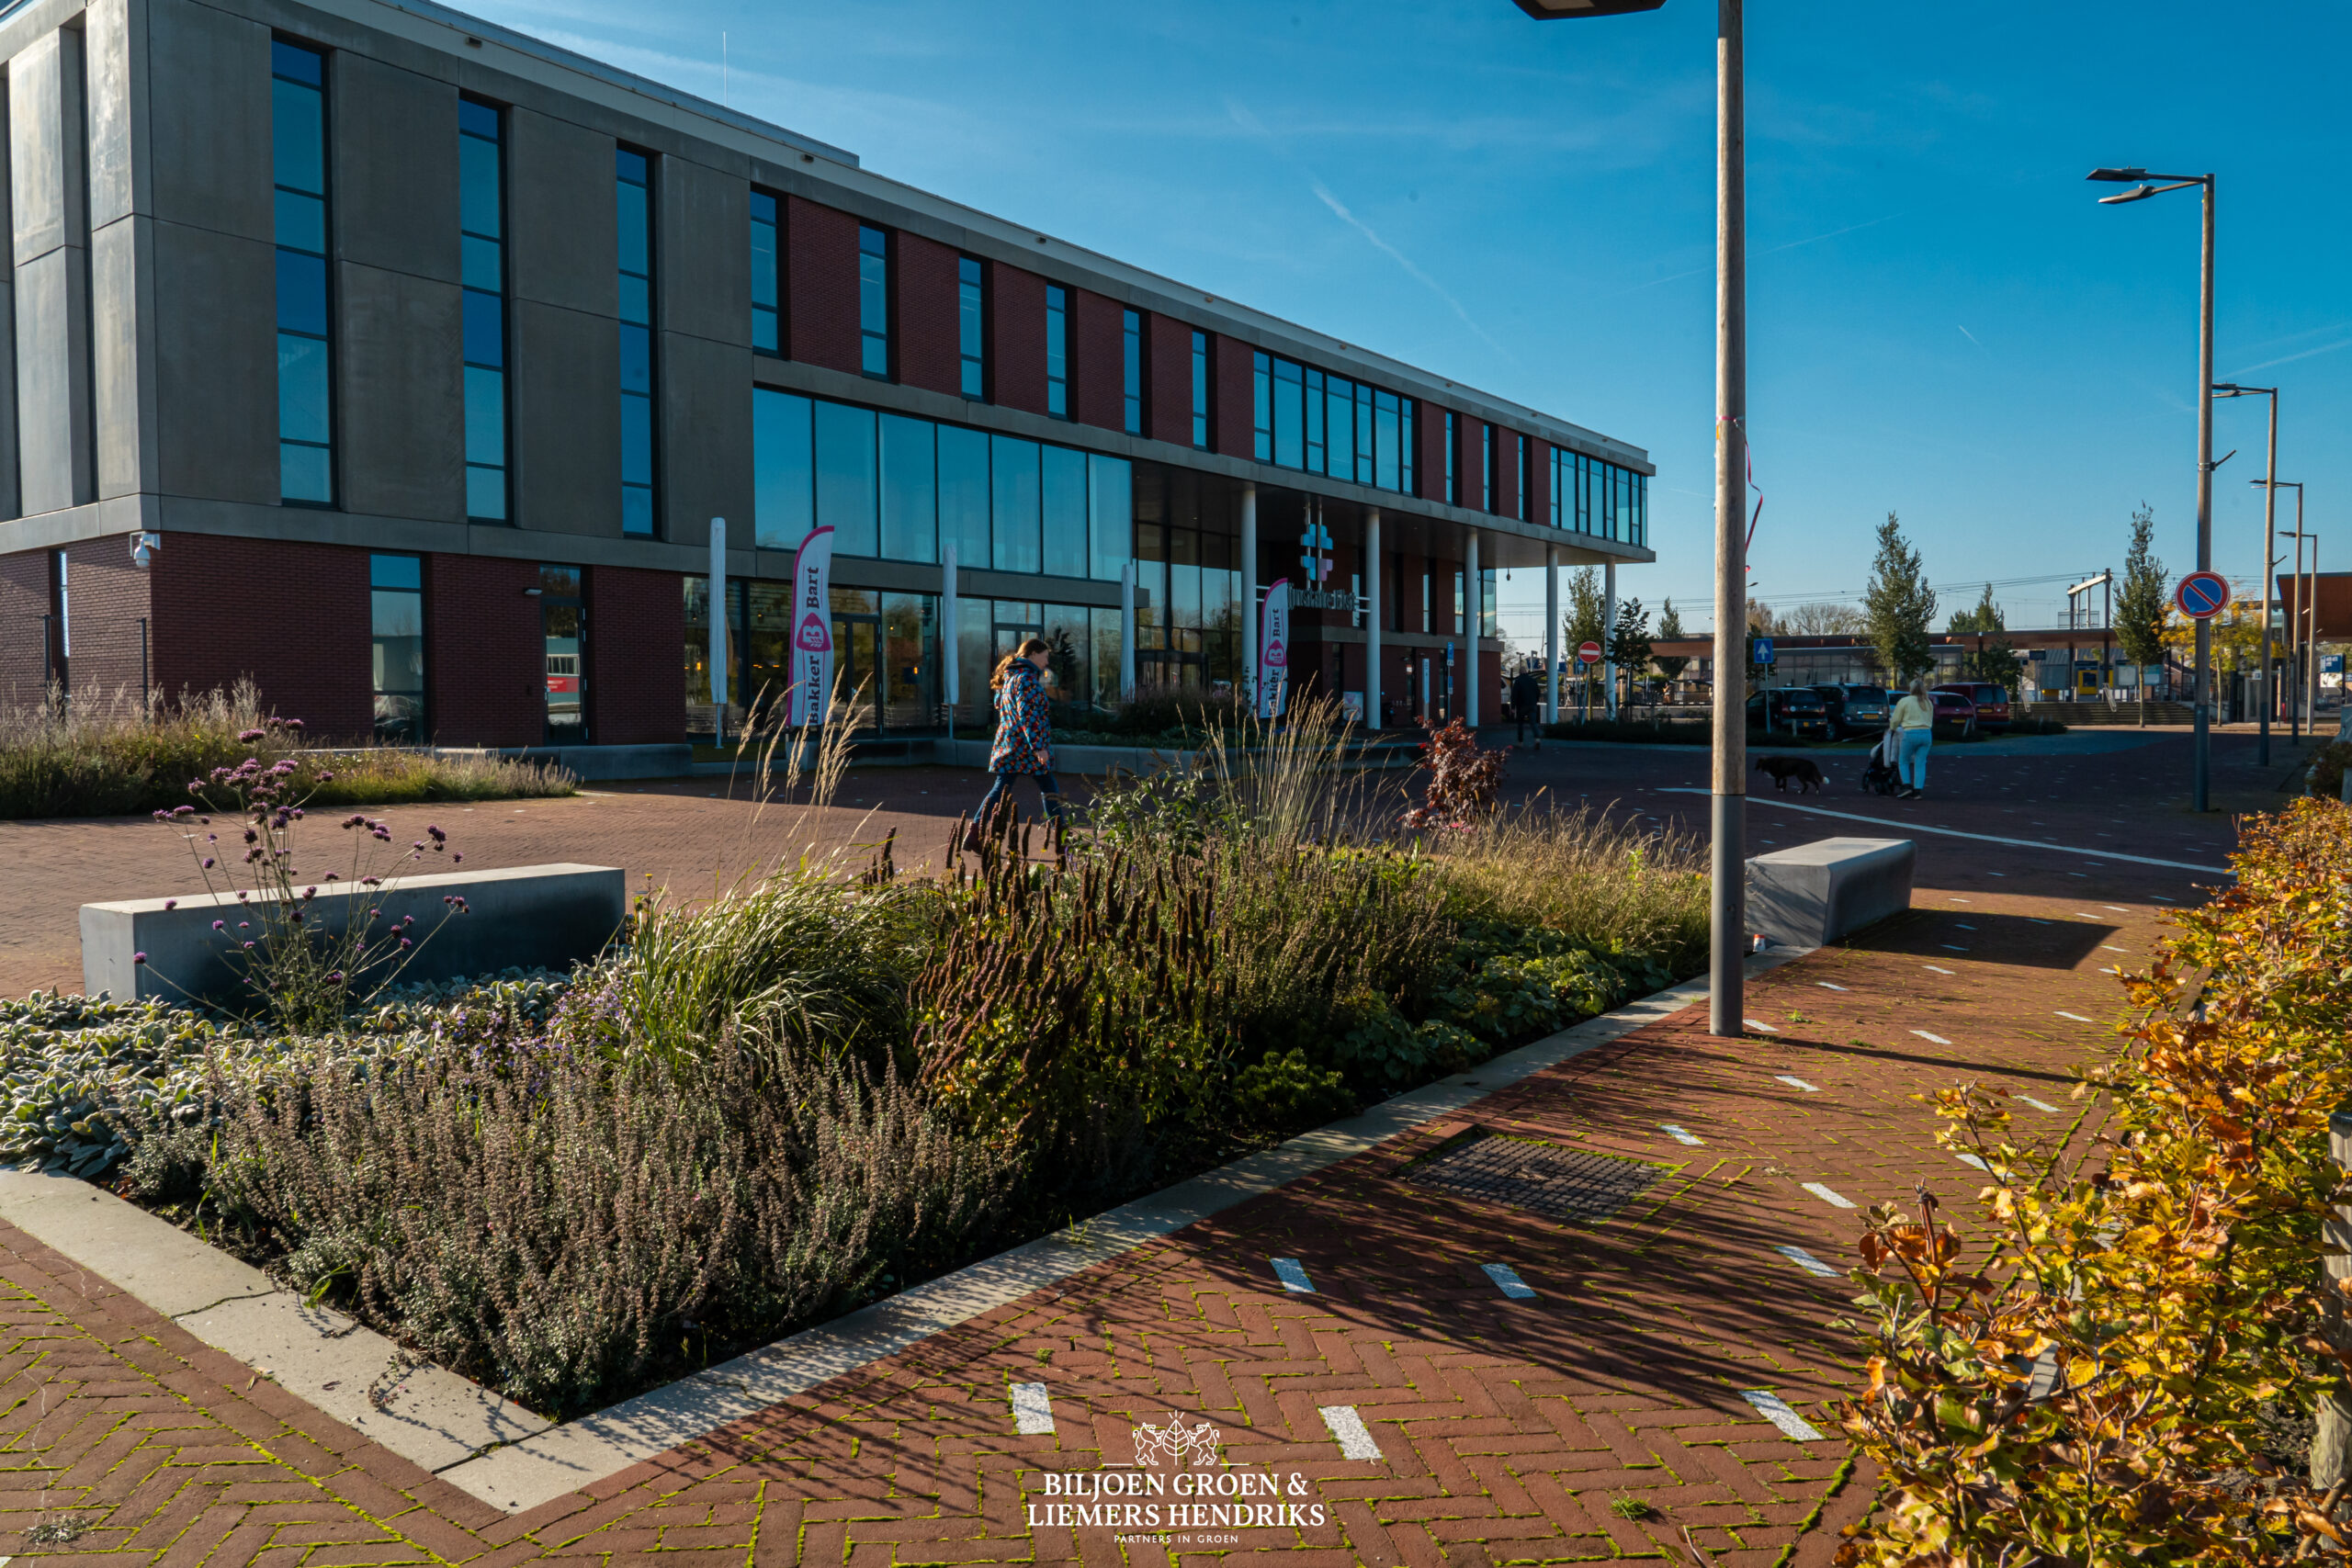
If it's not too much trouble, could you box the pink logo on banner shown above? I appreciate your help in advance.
[1265,638,1287,668]
[795,612,831,653]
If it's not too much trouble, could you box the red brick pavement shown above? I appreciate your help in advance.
[0,864,2157,1566]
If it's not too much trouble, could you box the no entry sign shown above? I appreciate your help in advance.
[2174,570,2231,620]
[1577,640,1603,665]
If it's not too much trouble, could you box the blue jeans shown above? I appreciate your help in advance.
[977,770,1064,823]
[1897,728,1933,790]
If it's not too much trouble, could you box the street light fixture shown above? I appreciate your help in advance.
[2264,481,2312,736]
[2092,165,2216,808]
[2216,383,2279,762]
[1514,0,1749,1038]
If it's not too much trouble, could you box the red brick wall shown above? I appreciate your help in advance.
[1415,400,1446,503]
[1497,428,1521,522]
[424,553,542,747]
[63,538,153,698]
[1528,437,1552,527]
[1071,288,1125,433]
[989,264,1046,416]
[587,565,683,745]
[895,232,961,397]
[1148,314,1193,447]
[1213,333,1254,458]
[786,197,860,375]
[1454,418,1483,512]
[0,547,49,699]
[151,534,371,739]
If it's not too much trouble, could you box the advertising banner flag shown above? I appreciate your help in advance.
[786,525,835,727]
[1258,578,1292,719]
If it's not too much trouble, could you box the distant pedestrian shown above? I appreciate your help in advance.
[1511,665,1542,741]
[1888,675,1937,798]
[969,637,1064,844]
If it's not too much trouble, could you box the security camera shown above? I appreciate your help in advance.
[129,532,160,568]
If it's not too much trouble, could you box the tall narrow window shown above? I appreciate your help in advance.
[540,564,586,742]
[616,148,655,536]
[1443,411,1458,505]
[458,99,507,523]
[1190,331,1208,448]
[1399,400,1414,493]
[1122,309,1143,434]
[956,255,984,398]
[750,190,780,355]
[370,554,425,741]
[858,224,890,378]
[1045,284,1069,418]
[1480,424,1494,512]
[272,39,332,505]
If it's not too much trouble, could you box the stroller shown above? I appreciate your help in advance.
[1860,731,1901,796]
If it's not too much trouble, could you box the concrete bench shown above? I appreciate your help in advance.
[1745,836,1913,950]
[82,863,626,1006]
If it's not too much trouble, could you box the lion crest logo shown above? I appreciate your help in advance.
[1131,1412,1220,1467]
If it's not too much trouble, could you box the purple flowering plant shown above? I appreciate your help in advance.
[149,717,468,1031]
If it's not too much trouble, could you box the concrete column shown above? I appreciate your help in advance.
[1604,559,1619,719]
[1544,544,1559,722]
[11,28,94,517]
[1363,508,1382,730]
[1239,482,1258,707]
[1465,530,1480,728]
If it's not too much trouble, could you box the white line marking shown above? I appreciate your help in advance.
[1815,982,1849,991]
[1775,1075,1819,1092]
[1923,964,1954,975]
[1481,1263,1537,1300]
[2100,945,2127,953]
[2073,912,2098,918]
[1661,790,2233,874]
[2018,1097,2059,1113]
[1774,1244,1839,1278]
[1270,1258,1315,1293]
[1741,1388,1826,1441]
[2102,905,2128,912]
[1320,1404,1383,1460]
[1010,1382,1055,1434]
[1745,1019,1781,1033]
[2056,1010,2092,1021]
[1953,1152,1989,1171]
[1912,1030,1952,1045]
[1660,1123,1703,1145]
[1802,1182,1856,1209]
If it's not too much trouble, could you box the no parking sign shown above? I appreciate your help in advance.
[2174,570,2230,620]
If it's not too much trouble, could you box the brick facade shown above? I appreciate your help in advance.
[1213,333,1255,459]
[1415,400,1446,503]
[0,547,49,699]
[150,534,372,739]
[786,196,860,376]
[894,232,962,398]
[1528,437,1552,527]
[586,565,684,745]
[1070,289,1125,433]
[62,537,154,699]
[424,553,543,748]
[989,264,1047,417]
[1147,314,1193,448]
[1496,427,1520,523]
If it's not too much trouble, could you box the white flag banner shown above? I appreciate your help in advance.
[785,525,835,727]
[1258,578,1292,719]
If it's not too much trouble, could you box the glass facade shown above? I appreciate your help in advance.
[750,189,780,354]
[1514,434,1528,522]
[1133,517,1239,696]
[1122,309,1143,434]
[752,389,1131,581]
[1190,330,1208,448]
[1045,285,1069,418]
[1481,568,1498,638]
[1480,423,1494,512]
[616,148,655,536]
[272,39,332,505]
[1249,350,1415,494]
[459,99,507,522]
[956,255,984,398]
[858,224,889,378]
[370,554,424,740]
[540,564,585,743]
[1547,446,1650,547]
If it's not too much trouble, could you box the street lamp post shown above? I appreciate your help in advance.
[2267,482,2308,737]
[2092,166,2215,809]
[1513,0,1750,1037]
[2216,384,2277,762]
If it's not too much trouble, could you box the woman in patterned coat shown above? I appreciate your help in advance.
[972,636,1065,833]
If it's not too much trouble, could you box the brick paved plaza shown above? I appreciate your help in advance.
[0,728,2287,1565]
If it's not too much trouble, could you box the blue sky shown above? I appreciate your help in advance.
[466,0,2348,643]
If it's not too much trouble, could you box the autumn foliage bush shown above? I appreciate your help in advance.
[1835,797,2352,1565]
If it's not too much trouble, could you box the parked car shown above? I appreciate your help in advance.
[1811,683,1891,738]
[1928,688,1978,738]
[1933,682,2012,733]
[1746,686,1833,739]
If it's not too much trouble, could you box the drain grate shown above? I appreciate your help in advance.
[1402,1133,1668,1223]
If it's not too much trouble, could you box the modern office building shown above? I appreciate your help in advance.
[0,0,1655,749]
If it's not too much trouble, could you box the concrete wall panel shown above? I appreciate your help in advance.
[506,107,612,316]
[656,154,741,345]
[510,297,618,536]
[15,244,91,514]
[85,0,140,229]
[335,260,463,524]
[8,30,83,267]
[152,220,275,504]
[656,331,749,548]
[334,53,457,284]
[92,214,144,499]
[147,0,268,243]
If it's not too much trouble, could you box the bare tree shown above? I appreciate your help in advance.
[1780,602,1867,636]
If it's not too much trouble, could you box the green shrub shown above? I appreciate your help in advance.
[1229,1048,1352,1133]
[2306,739,2352,799]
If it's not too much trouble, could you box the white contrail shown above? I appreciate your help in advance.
[1308,179,1511,361]
[2224,338,2352,377]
